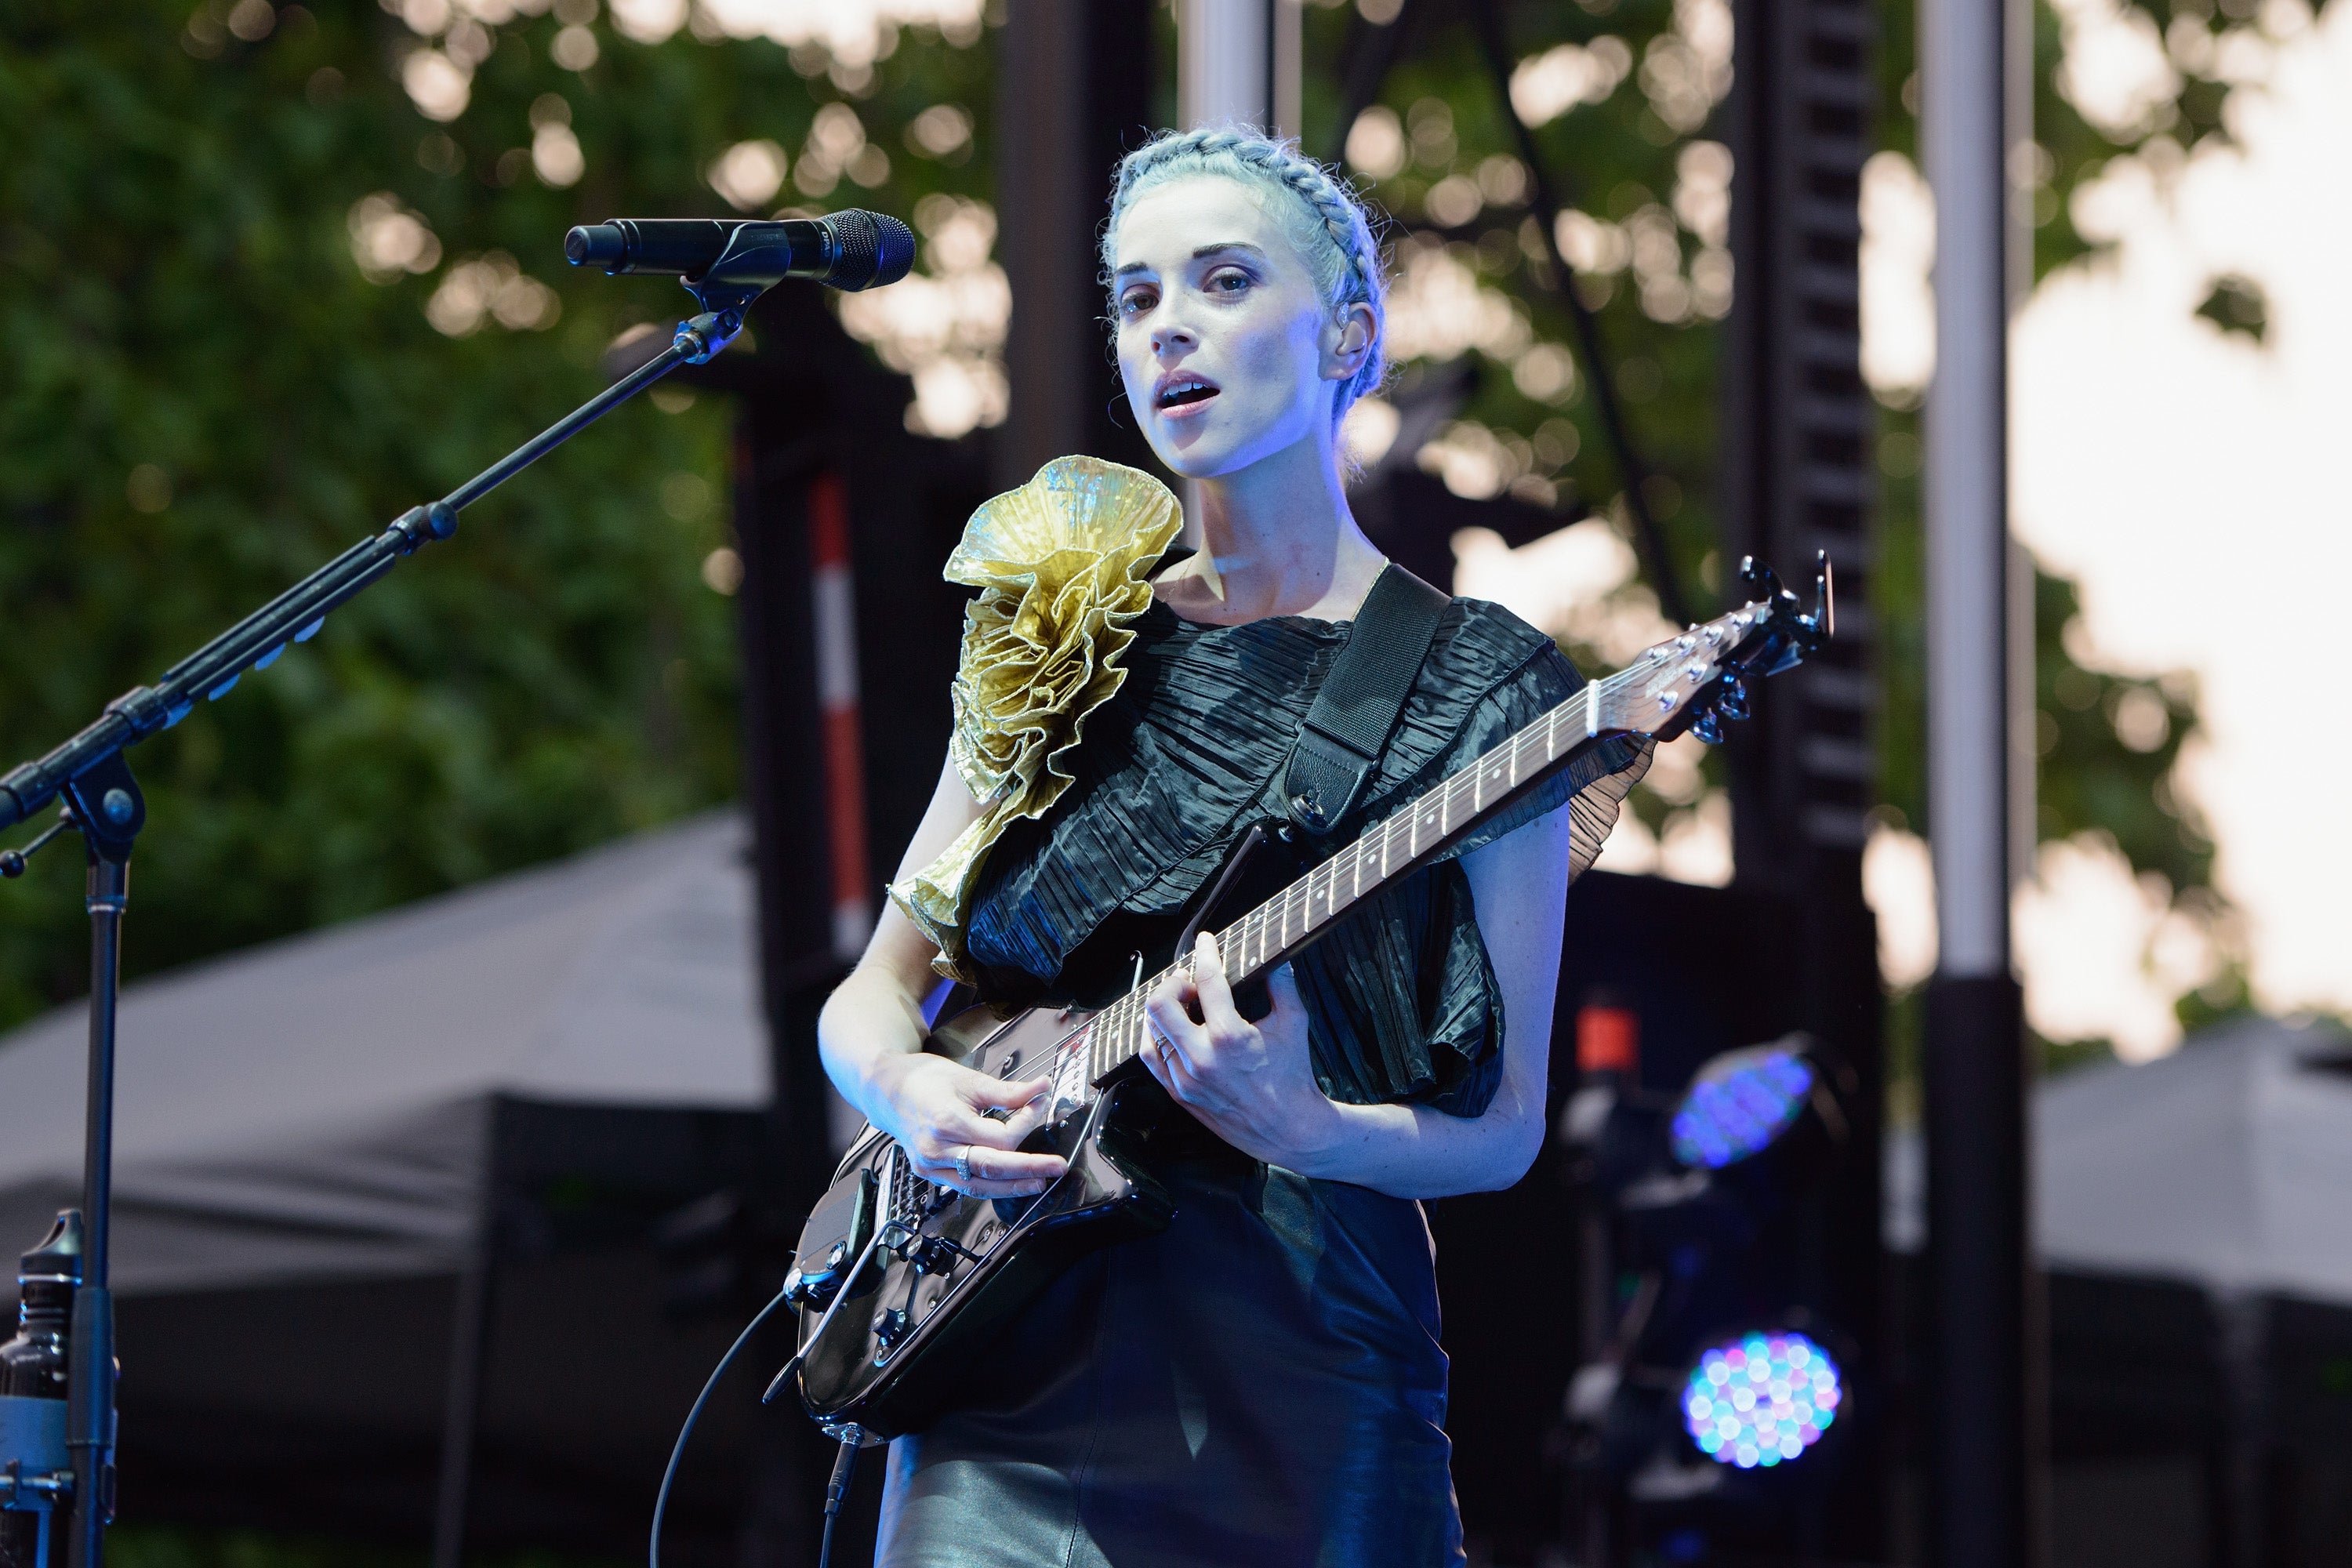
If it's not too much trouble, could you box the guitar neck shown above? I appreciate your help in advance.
[1077,670,1630,1086]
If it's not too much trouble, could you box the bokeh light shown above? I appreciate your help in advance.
[1682,1332,1842,1468]
[1670,1043,1814,1170]
[835,194,1009,437]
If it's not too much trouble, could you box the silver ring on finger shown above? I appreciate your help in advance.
[953,1144,973,1183]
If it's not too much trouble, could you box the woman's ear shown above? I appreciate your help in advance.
[1323,302,1377,382]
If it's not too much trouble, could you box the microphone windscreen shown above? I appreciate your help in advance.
[824,210,916,291]
[869,214,916,288]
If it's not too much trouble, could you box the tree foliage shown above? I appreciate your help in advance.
[0,0,2260,1049]
[1305,0,2247,1050]
[0,0,992,1029]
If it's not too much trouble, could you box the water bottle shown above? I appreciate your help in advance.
[0,1212,82,1568]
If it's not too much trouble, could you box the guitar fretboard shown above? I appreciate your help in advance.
[1076,662,1636,1087]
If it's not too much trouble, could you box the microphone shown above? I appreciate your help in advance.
[564,209,915,292]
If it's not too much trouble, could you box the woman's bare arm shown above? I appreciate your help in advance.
[818,755,1068,1198]
[1139,800,1573,1198]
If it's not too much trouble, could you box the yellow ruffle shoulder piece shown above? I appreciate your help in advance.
[888,456,1185,977]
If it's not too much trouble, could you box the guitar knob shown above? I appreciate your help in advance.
[1692,711,1726,746]
[871,1307,911,1350]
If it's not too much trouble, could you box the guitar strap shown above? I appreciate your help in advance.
[1280,561,1450,837]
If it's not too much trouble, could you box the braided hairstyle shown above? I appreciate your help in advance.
[1102,125,1389,429]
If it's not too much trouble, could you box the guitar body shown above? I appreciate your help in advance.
[788,1003,1181,1439]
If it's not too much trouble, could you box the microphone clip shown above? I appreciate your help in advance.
[672,308,743,365]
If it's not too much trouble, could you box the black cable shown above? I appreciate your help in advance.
[648,1282,797,1568]
[817,1437,861,1568]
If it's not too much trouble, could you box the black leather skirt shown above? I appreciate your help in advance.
[873,1159,1467,1567]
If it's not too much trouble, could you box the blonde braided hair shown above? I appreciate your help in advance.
[1102,125,1390,422]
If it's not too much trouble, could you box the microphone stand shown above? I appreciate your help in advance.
[0,294,752,1568]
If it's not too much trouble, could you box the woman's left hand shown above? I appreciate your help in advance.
[1139,932,1342,1171]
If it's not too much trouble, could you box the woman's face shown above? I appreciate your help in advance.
[1110,176,1365,480]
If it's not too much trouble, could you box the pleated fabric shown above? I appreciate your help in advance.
[877,593,1651,1568]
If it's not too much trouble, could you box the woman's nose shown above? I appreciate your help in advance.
[1151,318,1197,356]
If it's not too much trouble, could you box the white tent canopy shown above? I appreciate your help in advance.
[0,811,768,1295]
[1886,1014,2352,1305]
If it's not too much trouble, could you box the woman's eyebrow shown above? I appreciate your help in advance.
[1112,241,1271,279]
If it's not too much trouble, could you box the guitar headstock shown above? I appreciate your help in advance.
[1598,553,1834,744]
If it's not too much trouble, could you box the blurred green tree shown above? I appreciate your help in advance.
[0,0,994,1027]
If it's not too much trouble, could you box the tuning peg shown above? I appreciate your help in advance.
[1717,674,1750,722]
[1691,710,1727,746]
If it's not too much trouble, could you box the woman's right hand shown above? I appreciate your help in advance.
[820,753,1068,1200]
[866,1051,1069,1200]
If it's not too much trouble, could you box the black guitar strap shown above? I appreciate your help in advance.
[1281,562,1450,837]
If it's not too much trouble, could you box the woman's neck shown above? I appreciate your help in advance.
[1158,437,1388,626]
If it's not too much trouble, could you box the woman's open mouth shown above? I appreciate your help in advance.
[1153,373,1221,419]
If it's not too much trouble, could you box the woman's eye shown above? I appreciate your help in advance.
[1206,268,1253,295]
[1120,288,1157,317]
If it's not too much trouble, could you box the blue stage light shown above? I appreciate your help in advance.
[1669,1041,1815,1169]
[1681,1331,1842,1469]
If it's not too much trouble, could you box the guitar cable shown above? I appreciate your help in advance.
[652,1142,1077,1568]
[818,1436,861,1568]
[647,1279,795,1568]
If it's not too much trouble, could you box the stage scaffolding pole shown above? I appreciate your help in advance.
[1173,0,1301,546]
[1919,0,2047,1559]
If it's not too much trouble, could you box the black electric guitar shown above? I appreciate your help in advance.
[775,556,1833,1440]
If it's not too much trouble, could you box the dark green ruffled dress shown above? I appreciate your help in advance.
[874,589,1646,1568]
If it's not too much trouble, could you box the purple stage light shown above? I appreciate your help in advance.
[1670,1041,1814,1169]
[1682,1330,1842,1469]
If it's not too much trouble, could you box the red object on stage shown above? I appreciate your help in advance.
[1577,1003,1639,1076]
[808,471,872,960]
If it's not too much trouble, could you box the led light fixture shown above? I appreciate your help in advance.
[1681,1330,1842,1469]
[1669,1040,1815,1170]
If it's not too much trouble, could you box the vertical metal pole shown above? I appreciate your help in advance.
[1178,0,1275,132]
[997,0,1160,491]
[65,853,124,1568]
[2214,1291,2270,1568]
[1920,0,2044,1556]
[1921,0,2020,988]
[807,474,872,963]
[1271,0,1302,139]
[430,1134,499,1568]
[1718,0,1886,1554]
[1175,0,1298,546]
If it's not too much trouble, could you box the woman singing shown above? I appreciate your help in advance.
[818,127,1648,1566]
